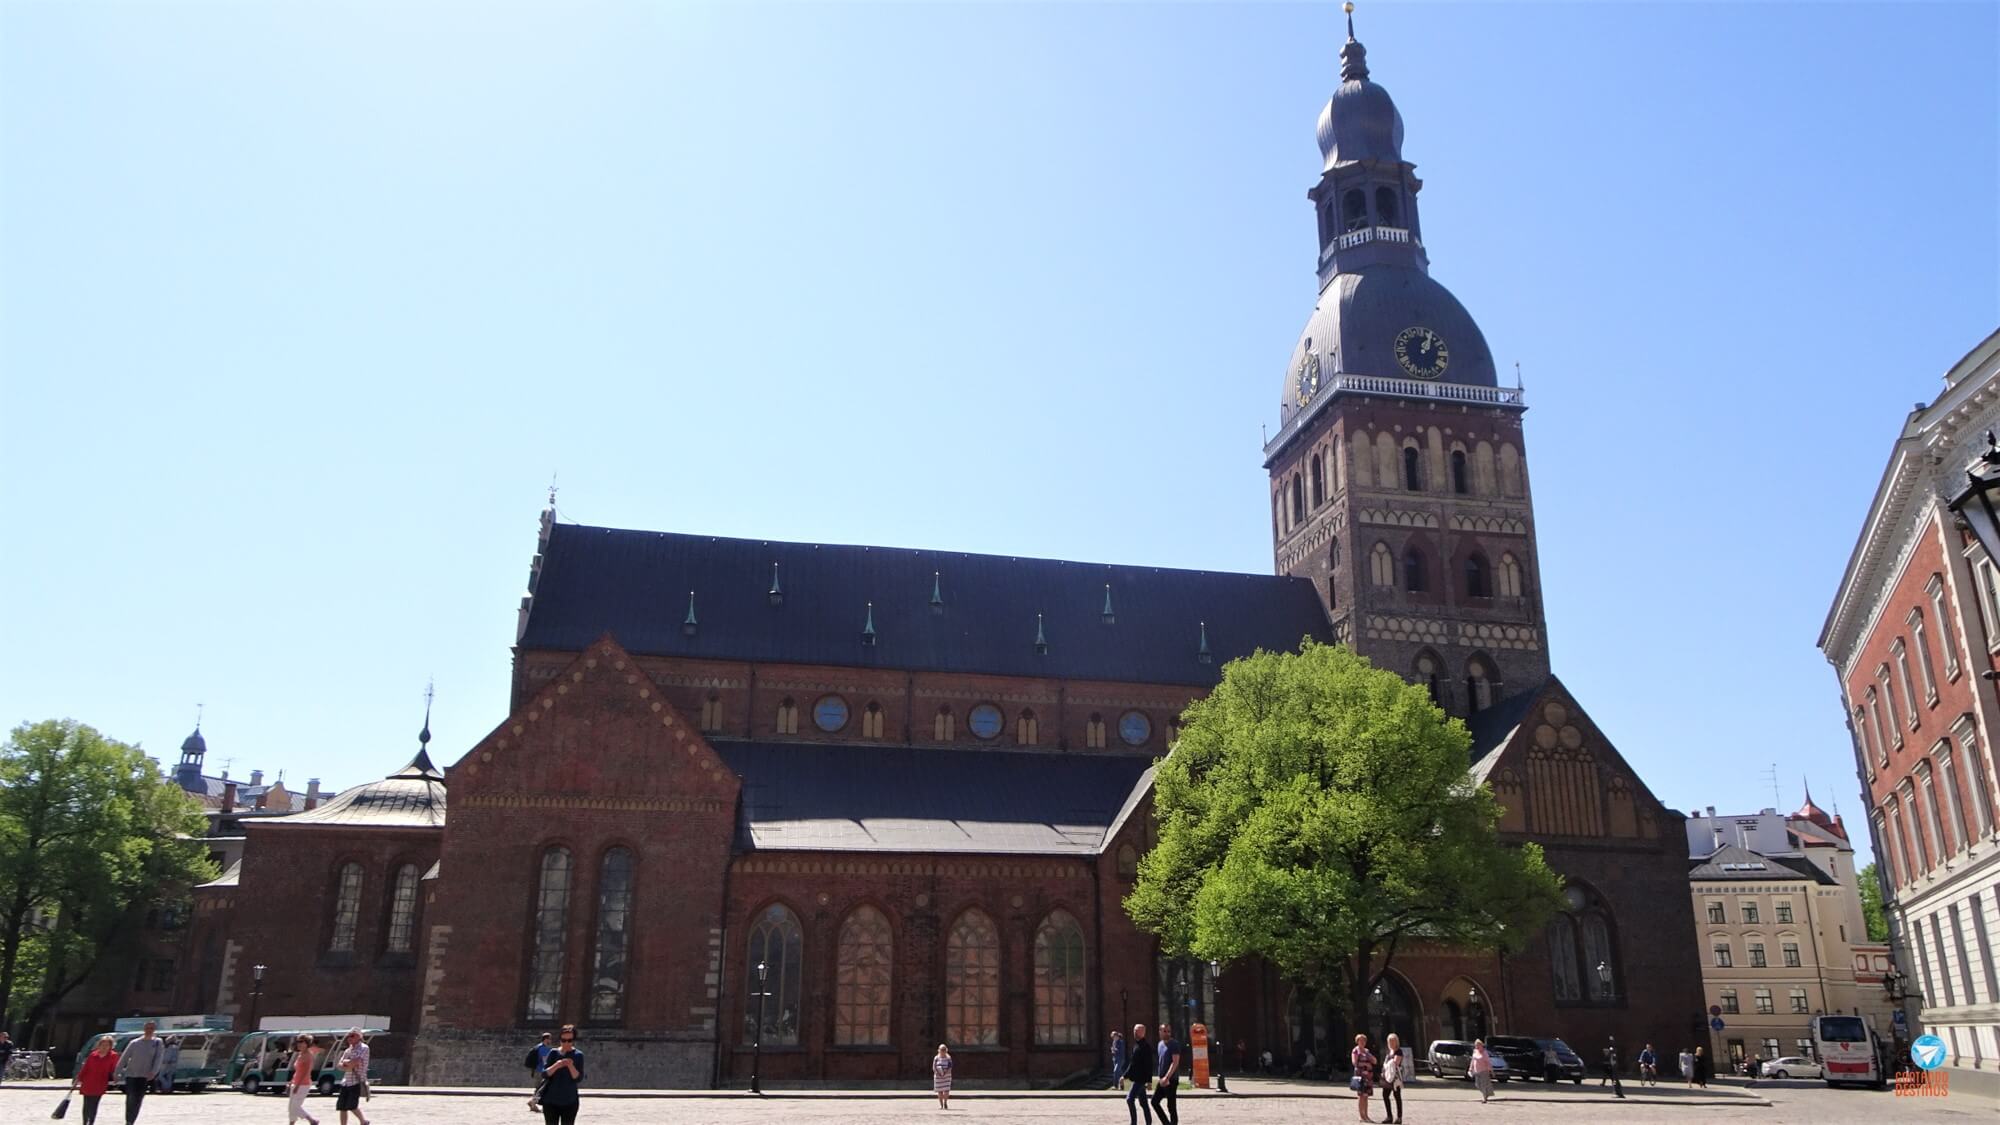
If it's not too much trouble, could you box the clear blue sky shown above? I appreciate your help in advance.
[3,2,1994,867]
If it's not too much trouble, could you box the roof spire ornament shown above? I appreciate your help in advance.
[683,590,699,636]
[862,602,878,646]
[1339,1,1369,81]
[1102,584,1116,625]
[768,562,784,606]
[930,571,945,613]
[1034,613,1049,656]
[1345,0,1355,40]
[420,680,434,751]
[1197,621,1213,664]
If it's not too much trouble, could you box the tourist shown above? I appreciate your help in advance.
[537,1024,584,1125]
[1678,1047,1694,1087]
[932,1043,953,1110]
[1151,1024,1181,1125]
[1110,1030,1126,1091]
[113,1020,164,1124]
[1468,1039,1494,1104]
[1349,1033,1376,1122]
[1121,1023,1154,1125]
[155,1036,181,1094]
[69,1035,119,1125]
[1600,1037,1624,1098]
[333,1029,370,1125]
[1637,1043,1658,1085]
[0,1029,14,1085]
[287,1034,322,1125]
[525,1032,554,1111]
[1378,1033,1409,1125]
[1692,1045,1710,1088]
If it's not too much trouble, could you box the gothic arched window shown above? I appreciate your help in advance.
[1291,474,1305,524]
[526,847,572,1020]
[1451,450,1469,494]
[329,863,363,953]
[1086,714,1106,749]
[1017,710,1039,747]
[1033,911,1088,1045]
[945,910,1001,1046]
[1370,542,1395,587]
[1343,188,1367,231]
[1402,446,1422,491]
[1464,554,1491,599]
[1311,455,1325,507]
[862,701,885,739]
[776,698,799,736]
[1547,883,1620,1007]
[1403,547,1427,593]
[745,904,804,1045]
[589,847,635,1022]
[384,863,420,954]
[1547,916,1582,1002]
[1414,651,1443,705]
[934,706,955,742]
[1374,186,1400,227]
[835,907,893,1046]
[1498,553,1523,597]
[1466,658,1493,713]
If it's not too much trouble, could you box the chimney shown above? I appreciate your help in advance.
[221,781,237,814]
[253,792,267,810]
[250,769,264,787]
[305,779,321,812]
[1705,806,1716,819]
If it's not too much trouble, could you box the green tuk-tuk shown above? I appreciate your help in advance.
[226,1028,389,1096]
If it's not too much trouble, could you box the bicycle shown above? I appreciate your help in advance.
[4,1049,55,1080]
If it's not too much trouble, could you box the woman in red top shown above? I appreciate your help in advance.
[69,1035,119,1125]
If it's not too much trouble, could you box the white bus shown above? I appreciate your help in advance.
[1809,1014,1883,1089]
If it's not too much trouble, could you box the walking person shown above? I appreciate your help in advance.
[0,1029,15,1085]
[114,1020,165,1124]
[932,1044,953,1110]
[1151,1024,1181,1125]
[537,1024,584,1125]
[1600,1037,1625,1099]
[69,1035,119,1125]
[1379,1033,1409,1125]
[1121,1023,1154,1125]
[1678,1047,1694,1087]
[287,1034,322,1125]
[333,1029,371,1125]
[1637,1043,1658,1086]
[1110,1030,1127,1092]
[1692,1046,1710,1089]
[1349,1033,1376,1122]
[525,1032,554,1111]
[1468,1039,1495,1104]
[154,1037,181,1094]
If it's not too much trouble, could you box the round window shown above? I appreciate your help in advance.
[1118,710,1152,746]
[967,703,1004,740]
[813,695,850,733]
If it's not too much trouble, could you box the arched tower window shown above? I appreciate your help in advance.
[861,701,885,739]
[1311,455,1325,507]
[1403,546,1427,593]
[1402,446,1422,491]
[945,910,1001,1046]
[384,863,420,954]
[776,698,799,736]
[526,847,572,1020]
[1374,186,1400,227]
[745,904,803,1045]
[700,694,723,733]
[1414,651,1443,705]
[934,706,955,742]
[1033,911,1088,1046]
[329,863,363,953]
[1017,709,1039,746]
[1342,188,1367,231]
[1116,844,1138,881]
[589,847,635,1022]
[1291,474,1305,525]
[1370,543,1395,587]
[835,906,893,1046]
[1464,554,1491,599]
[1466,658,1493,713]
[1498,553,1523,597]
[1546,916,1581,1002]
[1086,714,1106,750]
[1450,450,1469,494]
[1547,883,1620,1006]
[1329,537,1340,570]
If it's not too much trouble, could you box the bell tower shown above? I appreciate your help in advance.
[1265,7,1550,718]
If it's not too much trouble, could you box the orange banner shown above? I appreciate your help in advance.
[1191,1022,1210,1089]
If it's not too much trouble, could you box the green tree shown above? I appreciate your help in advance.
[0,719,214,1029]
[1857,861,1889,943]
[1126,641,1564,1034]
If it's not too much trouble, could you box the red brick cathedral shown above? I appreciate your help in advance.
[188,18,1703,1087]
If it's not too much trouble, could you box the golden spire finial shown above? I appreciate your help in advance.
[1343,3,1356,41]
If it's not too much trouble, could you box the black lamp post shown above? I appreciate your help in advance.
[248,963,266,1033]
[1950,432,2000,562]
[750,960,768,1095]
[1469,985,1482,1039]
[1209,959,1227,1093]
[1596,960,1613,1001]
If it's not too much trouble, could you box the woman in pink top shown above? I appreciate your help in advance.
[1469,1038,1496,1103]
[288,1034,322,1125]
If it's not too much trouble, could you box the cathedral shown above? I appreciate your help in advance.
[183,16,1704,1087]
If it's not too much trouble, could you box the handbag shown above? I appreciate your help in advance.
[1348,1075,1366,1092]
[51,1095,70,1120]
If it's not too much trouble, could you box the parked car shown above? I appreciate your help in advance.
[1427,1040,1510,1081]
[1763,1056,1822,1080]
[1485,1035,1585,1083]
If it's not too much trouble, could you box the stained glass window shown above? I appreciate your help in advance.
[589,848,634,1022]
[384,863,419,954]
[745,904,803,1045]
[1033,911,1087,1045]
[329,863,363,952]
[946,910,1000,1046]
[834,907,893,1046]
[526,848,572,1020]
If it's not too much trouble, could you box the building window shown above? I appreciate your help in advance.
[1450,449,1469,494]
[385,863,420,955]
[1893,642,1920,729]
[834,907,893,1046]
[1970,893,1999,1007]
[588,847,634,1022]
[1782,942,1801,968]
[745,904,803,1045]
[861,702,885,739]
[1464,554,1491,599]
[1749,943,1767,968]
[1402,446,1422,491]
[527,847,572,1020]
[1955,721,1997,835]
[701,694,723,733]
[1497,553,1523,598]
[968,704,1003,741]
[1760,1037,1780,1060]
[1775,903,1793,924]
[776,698,799,735]
[1937,750,1969,854]
[1713,943,1733,968]
[1311,454,1325,507]
[1788,987,1809,1013]
[1797,1038,1815,1059]
[1016,709,1039,746]
[1866,688,1890,761]
[1374,185,1401,226]
[1547,918,1581,1001]
[1741,902,1760,925]
[1033,911,1088,1046]
[1466,658,1493,713]
[1116,844,1138,882]
[1877,667,1904,743]
[1414,651,1442,704]
[1342,188,1367,230]
[1909,611,1941,702]
[1403,547,1427,593]
[1718,988,1738,1014]
[1706,902,1725,924]
[1547,884,1617,1005]
[1579,910,1615,1001]
[329,862,363,953]
[1118,711,1152,747]
[1085,714,1106,749]
[1981,560,2000,644]
[1927,578,1961,679]
[1754,988,1774,1015]
[934,706,955,742]
[1920,772,1949,864]
[813,695,850,733]
[1370,543,1395,587]
[150,958,175,994]
[945,910,1001,1046]
[1291,474,1304,524]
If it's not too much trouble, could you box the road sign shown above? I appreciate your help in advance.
[1709,1005,1722,1017]
[1709,1017,1725,1032]
[1892,1010,1909,1027]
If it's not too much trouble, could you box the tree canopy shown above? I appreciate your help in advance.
[1125,641,1563,1026]
[1857,861,1889,943]
[0,719,215,1029]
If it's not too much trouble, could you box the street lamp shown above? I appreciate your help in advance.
[750,960,768,1095]
[1468,986,1481,1039]
[248,963,266,1033]
[1949,432,2000,563]
[1596,961,1613,1000]
[1209,959,1227,1093]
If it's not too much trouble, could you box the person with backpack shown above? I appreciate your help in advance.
[524,1032,554,1111]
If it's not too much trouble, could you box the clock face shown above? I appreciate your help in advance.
[1295,352,1322,406]
[1394,326,1450,380]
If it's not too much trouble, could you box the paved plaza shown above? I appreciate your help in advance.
[0,1077,1991,1125]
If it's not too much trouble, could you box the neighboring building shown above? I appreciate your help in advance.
[1685,797,1897,1069]
[1821,329,2000,1088]
[164,14,1704,1087]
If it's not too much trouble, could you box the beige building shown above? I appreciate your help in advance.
[1686,797,1897,1068]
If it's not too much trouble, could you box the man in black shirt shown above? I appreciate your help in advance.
[1601,1037,1625,1099]
[1121,1023,1153,1125]
[1152,1023,1181,1125]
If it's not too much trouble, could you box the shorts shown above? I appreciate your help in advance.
[336,1085,362,1111]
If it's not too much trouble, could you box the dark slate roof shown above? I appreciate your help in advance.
[252,752,446,830]
[1688,843,1835,885]
[714,741,1155,856]
[518,524,1331,686]
[1466,683,1543,767]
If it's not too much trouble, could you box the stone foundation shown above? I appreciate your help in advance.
[414,1029,717,1088]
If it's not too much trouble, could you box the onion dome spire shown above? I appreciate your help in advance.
[1340,2,1368,81]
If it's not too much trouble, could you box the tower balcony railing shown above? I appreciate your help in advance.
[1324,374,1524,406]
[1336,225,1417,250]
